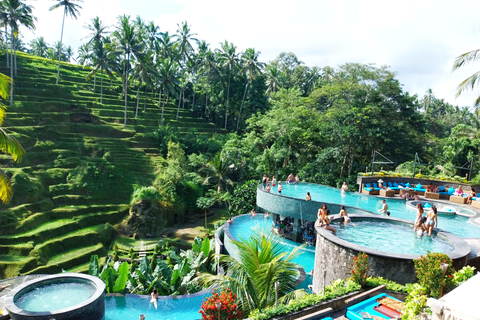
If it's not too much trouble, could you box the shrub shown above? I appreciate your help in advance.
[414,252,455,298]
[350,252,370,287]
[229,180,257,216]
[130,186,162,205]
[199,289,242,320]
[401,283,430,319]
[453,266,476,286]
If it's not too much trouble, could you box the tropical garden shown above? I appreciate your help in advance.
[0,0,479,319]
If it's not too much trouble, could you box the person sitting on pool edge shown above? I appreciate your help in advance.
[318,209,336,234]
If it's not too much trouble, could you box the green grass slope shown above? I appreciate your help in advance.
[0,52,224,279]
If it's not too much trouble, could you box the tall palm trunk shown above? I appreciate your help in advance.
[191,80,196,111]
[135,83,140,118]
[176,69,185,120]
[14,37,17,76]
[123,53,130,128]
[205,87,208,117]
[5,26,9,68]
[236,82,249,132]
[100,67,103,104]
[225,70,231,129]
[56,7,67,84]
[10,29,14,107]
[161,91,168,126]
[143,85,147,112]
[93,73,96,92]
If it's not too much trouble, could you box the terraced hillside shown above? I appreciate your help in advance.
[0,52,224,279]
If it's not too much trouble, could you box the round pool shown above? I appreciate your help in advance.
[312,215,471,289]
[4,273,105,320]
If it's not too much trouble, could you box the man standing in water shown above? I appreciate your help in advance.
[378,199,389,215]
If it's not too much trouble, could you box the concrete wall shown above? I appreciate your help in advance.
[257,184,372,223]
[312,215,471,291]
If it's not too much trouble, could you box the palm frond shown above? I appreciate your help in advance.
[0,128,25,162]
[455,71,480,97]
[0,168,13,204]
[452,49,480,71]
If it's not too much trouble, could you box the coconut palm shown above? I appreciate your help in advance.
[29,36,49,58]
[199,48,217,118]
[236,48,265,132]
[174,21,198,120]
[3,0,36,106]
[0,2,10,68]
[145,21,162,55]
[112,14,145,128]
[87,38,115,104]
[158,31,176,60]
[200,151,235,194]
[452,48,480,107]
[76,43,90,66]
[0,73,25,203]
[216,40,238,130]
[83,16,108,46]
[265,65,281,95]
[49,0,82,85]
[196,230,306,315]
[157,57,180,125]
[52,41,66,62]
[131,52,154,117]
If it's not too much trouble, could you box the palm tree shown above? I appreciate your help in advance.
[29,36,49,57]
[0,2,10,68]
[196,230,306,315]
[83,16,108,46]
[174,21,198,120]
[453,48,480,107]
[49,0,82,85]
[4,0,36,106]
[145,20,162,55]
[87,38,115,104]
[157,57,180,125]
[216,40,238,130]
[131,52,154,118]
[76,43,90,66]
[199,48,217,118]
[112,15,145,128]
[0,72,25,203]
[52,41,66,62]
[158,31,176,60]
[265,65,281,95]
[201,151,235,194]
[236,48,265,132]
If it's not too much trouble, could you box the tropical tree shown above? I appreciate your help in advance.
[452,48,480,107]
[157,57,180,125]
[237,48,265,132]
[0,2,10,68]
[174,21,198,120]
[0,73,25,203]
[112,14,145,128]
[49,0,82,84]
[265,65,281,95]
[216,40,238,129]
[196,231,306,315]
[3,0,36,106]
[28,36,49,57]
[87,38,115,104]
[199,47,217,117]
[200,151,235,194]
[83,16,108,46]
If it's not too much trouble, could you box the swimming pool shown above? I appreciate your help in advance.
[269,183,480,238]
[227,214,315,285]
[104,292,210,320]
[333,220,454,256]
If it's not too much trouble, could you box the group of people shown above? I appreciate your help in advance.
[317,204,352,235]
[262,174,300,193]
[414,203,438,237]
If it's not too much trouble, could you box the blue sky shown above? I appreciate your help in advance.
[21,0,480,108]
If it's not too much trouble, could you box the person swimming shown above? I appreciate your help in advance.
[339,205,351,225]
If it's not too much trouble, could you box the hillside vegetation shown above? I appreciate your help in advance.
[0,52,224,278]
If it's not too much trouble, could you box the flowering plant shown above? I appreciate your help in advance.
[199,288,242,320]
[414,252,455,298]
[350,252,370,287]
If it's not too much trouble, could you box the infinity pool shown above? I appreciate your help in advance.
[104,293,210,320]
[270,183,480,238]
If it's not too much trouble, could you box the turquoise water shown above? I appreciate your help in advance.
[334,221,454,255]
[270,183,480,238]
[228,214,315,289]
[16,282,95,312]
[104,293,209,320]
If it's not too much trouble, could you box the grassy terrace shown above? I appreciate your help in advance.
[0,52,225,278]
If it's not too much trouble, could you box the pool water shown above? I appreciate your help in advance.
[270,183,480,238]
[16,282,95,312]
[228,215,315,287]
[333,221,454,256]
[104,293,210,320]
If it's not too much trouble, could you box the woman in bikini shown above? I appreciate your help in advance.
[319,209,336,234]
[466,188,477,204]
[339,205,351,225]
[287,173,294,184]
[413,203,424,232]
[426,206,438,237]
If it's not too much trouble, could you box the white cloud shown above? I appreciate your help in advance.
[17,0,480,108]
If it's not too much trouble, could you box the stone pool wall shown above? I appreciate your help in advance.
[312,215,471,291]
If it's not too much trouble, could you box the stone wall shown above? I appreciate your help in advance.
[312,215,471,291]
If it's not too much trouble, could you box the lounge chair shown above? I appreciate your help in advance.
[362,183,379,195]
